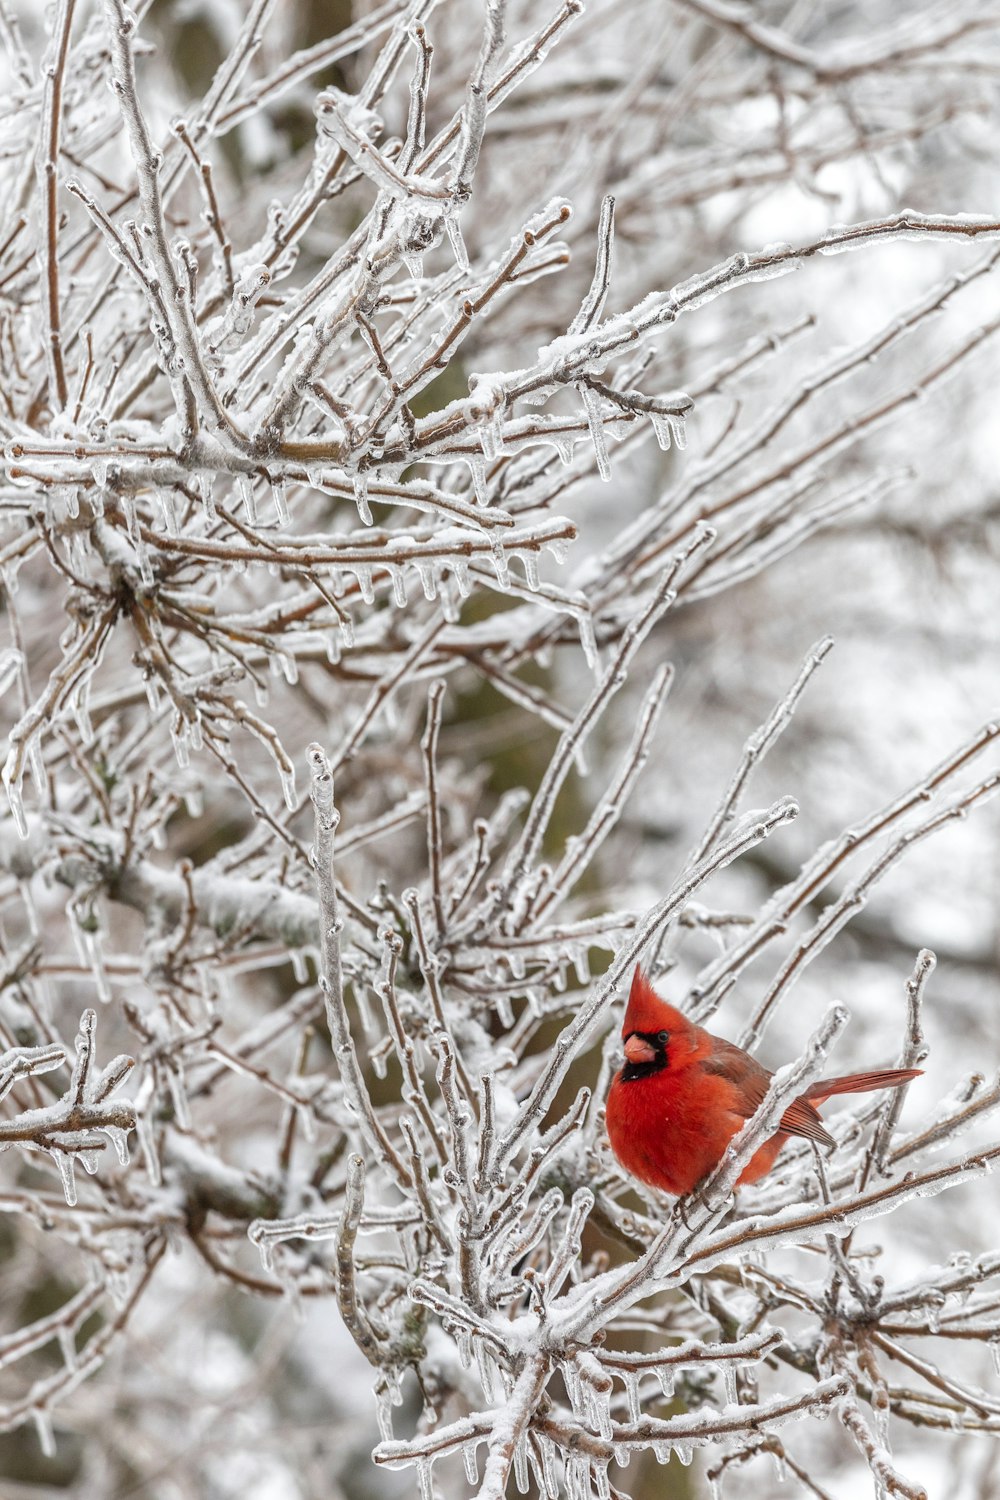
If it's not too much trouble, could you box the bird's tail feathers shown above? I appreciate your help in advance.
[803,1067,922,1101]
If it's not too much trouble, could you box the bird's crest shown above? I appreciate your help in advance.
[621,965,688,1037]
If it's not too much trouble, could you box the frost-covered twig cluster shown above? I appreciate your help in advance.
[2,0,1000,1495]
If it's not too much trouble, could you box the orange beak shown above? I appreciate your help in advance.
[623,1034,657,1065]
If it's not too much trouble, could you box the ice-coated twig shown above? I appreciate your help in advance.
[820,1329,928,1500]
[689,715,1000,1022]
[373,1375,851,1470]
[420,680,446,936]
[336,1154,386,1365]
[690,636,833,870]
[529,661,674,922]
[103,0,244,445]
[0,1042,65,1104]
[570,194,616,336]
[858,948,934,1186]
[477,1353,549,1500]
[742,769,1000,1048]
[309,744,408,1186]
[482,526,714,930]
[37,0,78,412]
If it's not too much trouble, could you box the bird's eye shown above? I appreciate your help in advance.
[656,1030,669,1046]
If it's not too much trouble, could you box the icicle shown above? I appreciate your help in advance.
[121,490,138,538]
[354,565,375,604]
[32,1407,56,1459]
[490,532,510,589]
[103,1125,131,1166]
[238,475,258,524]
[3,763,27,839]
[567,1453,590,1500]
[514,1436,530,1494]
[539,1438,559,1499]
[475,1339,497,1400]
[296,1103,317,1143]
[391,567,408,607]
[165,1066,191,1130]
[134,528,154,587]
[248,1221,275,1275]
[555,440,574,466]
[416,562,437,600]
[198,473,216,519]
[668,411,688,449]
[375,1380,396,1441]
[562,1360,584,1413]
[721,1363,738,1406]
[54,1151,77,1207]
[674,1443,693,1466]
[28,737,46,793]
[593,1460,611,1500]
[278,765,297,811]
[463,1440,480,1486]
[624,1371,641,1423]
[57,1325,77,1371]
[445,214,469,271]
[72,920,111,1005]
[136,1110,161,1186]
[401,250,424,280]
[272,475,289,526]
[452,558,471,597]
[68,532,89,576]
[353,471,372,525]
[415,1457,433,1500]
[576,610,598,672]
[507,949,527,981]
[161,488,179,535]
[170,719,191,769]
[519,552,540,591]
[456,1327,472,1369]
[578,383,611,481]
[467,453,488,506]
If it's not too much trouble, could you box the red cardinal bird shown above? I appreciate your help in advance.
[606,967,921,1195]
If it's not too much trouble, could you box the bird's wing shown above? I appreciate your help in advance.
[702,1040,835,1147]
